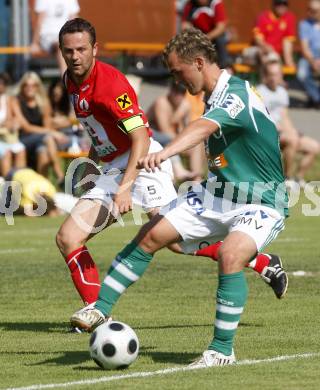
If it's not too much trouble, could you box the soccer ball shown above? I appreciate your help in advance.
[89,321,139,370]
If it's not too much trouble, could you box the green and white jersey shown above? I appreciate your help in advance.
[202,70,288,217]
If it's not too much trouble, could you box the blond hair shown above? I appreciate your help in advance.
[16,72,48,111]
[163,27,217,65]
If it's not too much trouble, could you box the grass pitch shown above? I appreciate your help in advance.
[1,193,320,390]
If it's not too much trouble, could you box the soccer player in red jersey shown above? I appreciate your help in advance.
[253,0,296,67]
[57,19,287,331]
[56,18,176,318]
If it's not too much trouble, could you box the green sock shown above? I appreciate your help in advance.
[209,271,248,356]
[95,241,153,316]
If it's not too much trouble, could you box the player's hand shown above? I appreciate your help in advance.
[113,189,132,215]
[137,150,167,172]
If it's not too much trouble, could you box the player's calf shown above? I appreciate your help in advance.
[195,242,288,299]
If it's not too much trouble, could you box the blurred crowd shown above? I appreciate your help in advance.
[0,0,319,216]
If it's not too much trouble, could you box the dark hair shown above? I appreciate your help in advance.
[0,72,10,86]
[48,79,71,116]
[59,18,96,47]
[273,0,288,6]
[163,27,217,65]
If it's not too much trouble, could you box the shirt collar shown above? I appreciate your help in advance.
[205,69,231,106]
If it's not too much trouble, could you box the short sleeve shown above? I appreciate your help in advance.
[95,71,145,134]
[299,20,310,41]
[284,12,296,39]
[253,13,267,39]
[212,1,227,23]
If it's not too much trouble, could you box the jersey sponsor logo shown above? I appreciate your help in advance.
[79,98,90,112]
[186,186,205,215]
[116,93,133,110]
[79,115,118,157]
[219,93,245,119]
[232,210,268,230]
[208,153,228,170]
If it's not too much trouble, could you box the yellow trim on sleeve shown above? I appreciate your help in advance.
[119,115,144,134]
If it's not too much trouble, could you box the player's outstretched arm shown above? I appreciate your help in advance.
[138,118,218,172]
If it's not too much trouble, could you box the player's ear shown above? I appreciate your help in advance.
[195,57,204,72]
[93,42,98,57]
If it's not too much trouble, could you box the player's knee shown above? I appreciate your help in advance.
[218,246,240,268]
[138,231,158,253]
[56,227,79,254]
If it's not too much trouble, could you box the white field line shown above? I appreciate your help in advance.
[0,248,36,254]
[289,271,318,277]
[0,221,140,236]
[4,352,320,390]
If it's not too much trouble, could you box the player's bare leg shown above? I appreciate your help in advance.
[70,215,181,332]
[194,241,288,299]
[56,199,116,306]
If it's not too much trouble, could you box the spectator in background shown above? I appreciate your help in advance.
[257,61,319,187]
[0,72,26,177]
[30,0,80,74]
[297,0,320,108]
[252,0,296,67]
[11,72,66,184]
[48,79,77,151]
[147,82,204,182]
[181,0,230,68]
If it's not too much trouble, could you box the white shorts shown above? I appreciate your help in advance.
[160,183,285,253]
[81,139,177,210]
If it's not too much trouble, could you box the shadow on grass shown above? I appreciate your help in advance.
[4,346,197,368]
[0,321,263,334]
[74,350,198,371]
[135,322,262,330]
[0,321,72,333]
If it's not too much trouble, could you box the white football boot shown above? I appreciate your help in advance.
[70,303,111,333]
[189,349,236,368]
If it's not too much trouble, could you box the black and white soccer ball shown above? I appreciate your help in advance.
[89,321,139,370]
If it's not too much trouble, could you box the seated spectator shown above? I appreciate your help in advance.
[181,0,230,68]
[30,0,80,74]
[297,0,320,108]
[11,72,66,184]
[147,82,204,182]
[247,0,296,67]
[0,72,26,177]
[257,61,319,187]
[48,78,77,150]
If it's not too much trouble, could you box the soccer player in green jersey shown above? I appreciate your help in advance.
[71,28,288,366]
